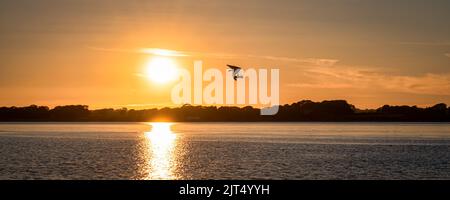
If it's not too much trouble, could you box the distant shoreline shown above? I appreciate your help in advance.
[0,121,450,125]
[1,100,449,122]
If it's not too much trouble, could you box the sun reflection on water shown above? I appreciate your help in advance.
[143,122,177,180]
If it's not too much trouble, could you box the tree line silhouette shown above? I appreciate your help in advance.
[0,100,449,122]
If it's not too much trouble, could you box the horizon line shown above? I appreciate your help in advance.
[1,100,448,111]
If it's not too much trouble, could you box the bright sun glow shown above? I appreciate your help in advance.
[145,57,179,84]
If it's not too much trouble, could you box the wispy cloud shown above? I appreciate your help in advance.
[445,53,450,58]
[88,46,338,66]
[398,42,450,46]
[87,46,138,54]
[288,66,450,96]
[286,83,357,89]
[382,73,450,95]
[248,56,338,66]
[140,48,188,57]
[111,102,174,108]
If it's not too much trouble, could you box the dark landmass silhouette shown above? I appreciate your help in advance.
[0,100,449,122]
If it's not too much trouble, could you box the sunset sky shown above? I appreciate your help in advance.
[1,0,449,109]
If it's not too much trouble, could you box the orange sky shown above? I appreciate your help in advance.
[0,0,449,109]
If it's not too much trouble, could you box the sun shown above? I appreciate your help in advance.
[145,57,179,83]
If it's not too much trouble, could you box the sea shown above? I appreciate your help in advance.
[0,122,449,180]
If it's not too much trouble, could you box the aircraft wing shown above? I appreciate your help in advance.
[227,64,241,70]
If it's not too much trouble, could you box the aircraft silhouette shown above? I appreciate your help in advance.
[227,64,243,80]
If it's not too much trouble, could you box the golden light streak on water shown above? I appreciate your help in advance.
[143,122,177,180]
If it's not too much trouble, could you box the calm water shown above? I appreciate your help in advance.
[0,122,449,180]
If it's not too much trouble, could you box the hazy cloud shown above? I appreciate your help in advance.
[288,65,450,96]
[89,46,338,67]
[399,42,450,46]
[111,102,175,109]
[286,83,357,89]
